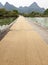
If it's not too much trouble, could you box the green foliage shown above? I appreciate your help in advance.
[0,8,6,16]
[13,10,19,14]
[9,10,19,17]
[0,17,16,25]
[22,9,48,17]
[29,11,36,17]
[43,9,48,16]
[0,9,19,25]
[0,8,48,17]
[0,8,19,18]
[22,11,42,17]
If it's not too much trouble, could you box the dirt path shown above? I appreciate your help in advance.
[0,16,48,65]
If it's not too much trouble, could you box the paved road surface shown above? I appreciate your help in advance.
[26,18,48,44]
[0,16,48,65]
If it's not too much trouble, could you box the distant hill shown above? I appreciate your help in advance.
[0,2,3,8]
[18,2,45,13]
[0,2,45,13]
[4,2,17,11]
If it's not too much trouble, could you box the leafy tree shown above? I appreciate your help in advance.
[0,8,19,18]
[43,9,48,16]
[29,11,36,17]
[13,10,19,14]
[8,11,18,17]
[0,8,6,16]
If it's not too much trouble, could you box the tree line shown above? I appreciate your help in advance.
[0,8,19,18]
[0,8,48,18]
[21,9,48,17]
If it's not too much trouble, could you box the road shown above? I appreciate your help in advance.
[0,16,48,65]
[26,18,48,44]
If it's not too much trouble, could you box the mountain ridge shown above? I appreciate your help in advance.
[0,2,45,13]
[0,2,3,8]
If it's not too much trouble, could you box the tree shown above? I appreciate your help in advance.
[0,8,6,16]
[29,11,36,17]
[0,9,19,17]
[43,9,48,16]
[13,10,18,14]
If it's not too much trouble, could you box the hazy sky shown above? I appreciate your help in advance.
[0,0,48,9]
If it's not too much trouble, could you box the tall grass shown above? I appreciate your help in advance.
[0,17,16,26]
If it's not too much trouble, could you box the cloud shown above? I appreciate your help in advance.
[0,0,48,9]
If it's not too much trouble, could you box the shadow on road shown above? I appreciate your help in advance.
[0,29,10,41]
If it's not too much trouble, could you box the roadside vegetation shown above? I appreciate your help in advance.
[0,8,19,25]
[0,8,19,18]
[0,8,48,25]
[21,9,48,17]
[0,18,15,25]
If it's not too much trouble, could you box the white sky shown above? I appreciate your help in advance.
[0,0,48,9]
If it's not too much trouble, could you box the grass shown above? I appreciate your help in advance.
[0,17,16,26]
